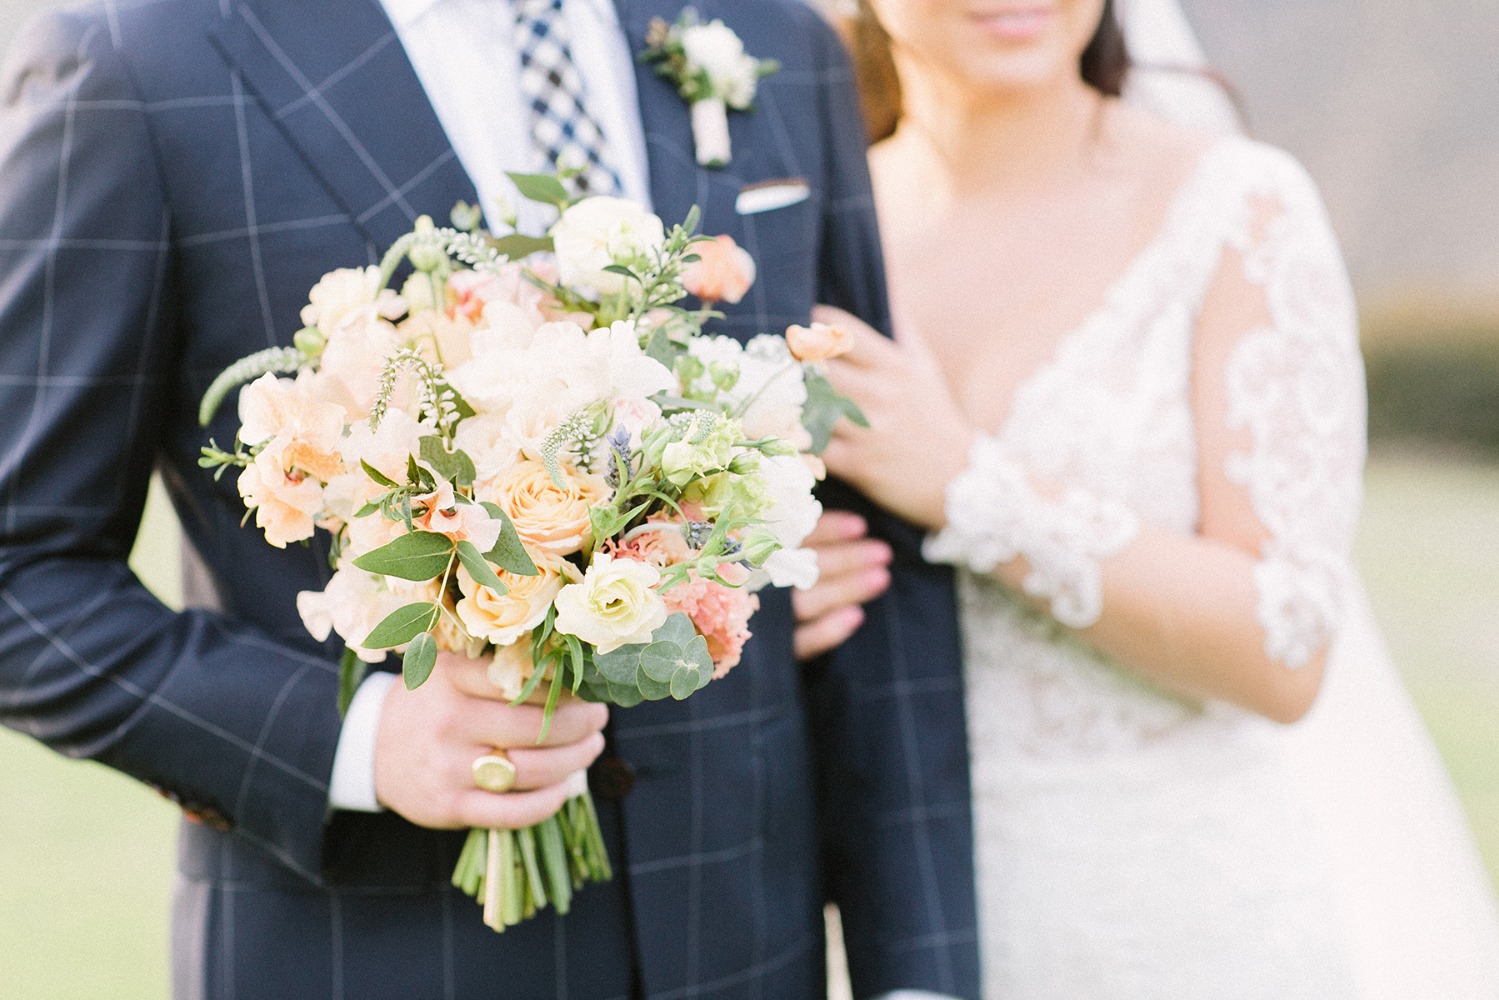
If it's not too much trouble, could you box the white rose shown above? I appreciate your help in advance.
[681,21,744,78]
[550,197,666,297]
[680,21,760,108]
[553,554,668,654]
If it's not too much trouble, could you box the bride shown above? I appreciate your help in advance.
[799,0,1499,996]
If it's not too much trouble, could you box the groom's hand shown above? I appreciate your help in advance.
[793,511,893,660]
[373,651,608,831]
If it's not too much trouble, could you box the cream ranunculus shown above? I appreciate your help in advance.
[552,554,668,654]
[454,559,572,648]
[550,197,666,297]
[483,459,610,556]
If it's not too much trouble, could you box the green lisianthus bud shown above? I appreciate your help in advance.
[292,326,325,359]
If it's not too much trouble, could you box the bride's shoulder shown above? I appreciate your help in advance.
[1107,104,1325,209]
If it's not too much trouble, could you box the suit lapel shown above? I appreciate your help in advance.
[208,0,478,253]
[615,0,754,241]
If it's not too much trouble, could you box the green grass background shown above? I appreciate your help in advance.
[3,453,1498,999]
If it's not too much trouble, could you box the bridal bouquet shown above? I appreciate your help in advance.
[198,174,861,930]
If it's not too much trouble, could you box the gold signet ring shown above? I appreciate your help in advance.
[471,753,518,794]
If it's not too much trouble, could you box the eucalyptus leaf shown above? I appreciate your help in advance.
[507,172,571,207]
[637,673,672,701]
[669,665,702,700]
[605,680,646,709]
[456,540,507,594]
[802,368,870,453]
[594,644,644,685]
[361,459,400,489]
[639,641,683,684]
[352,531,455,581]
[419,436,476,487]
[479,502,539,576]
[491,233,555,260]
[364,601,440,649]
[652,612,698,648]
[402,632,438,689]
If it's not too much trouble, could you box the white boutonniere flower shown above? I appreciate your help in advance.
[643,9,780,168]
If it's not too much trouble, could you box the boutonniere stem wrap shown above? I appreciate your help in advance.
[643,9,780,168]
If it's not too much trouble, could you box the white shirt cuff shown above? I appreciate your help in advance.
[328,670,397,814]
[872,993,965,1000]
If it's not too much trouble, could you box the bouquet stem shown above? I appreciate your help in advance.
[451,788,613,932]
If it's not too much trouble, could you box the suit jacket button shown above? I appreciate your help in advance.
[589,757,636,801]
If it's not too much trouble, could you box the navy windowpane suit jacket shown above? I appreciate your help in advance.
[0,1,980,997]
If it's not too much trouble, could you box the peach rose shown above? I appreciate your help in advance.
[455,559,572,648]
[785,321,853,363]
[682,234,756,305]
[482,460,610,557]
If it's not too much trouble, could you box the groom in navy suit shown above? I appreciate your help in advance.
[0,1,977,997]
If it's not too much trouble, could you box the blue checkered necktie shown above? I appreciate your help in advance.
[511,0,625,196]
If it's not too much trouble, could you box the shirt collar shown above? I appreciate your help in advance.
[381,0,619,31]
[381,0,444,30]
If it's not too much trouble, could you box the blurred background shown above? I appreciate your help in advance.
[1,1,1496,997]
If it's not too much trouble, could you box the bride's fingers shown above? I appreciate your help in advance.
[793,607,866,662]
[811,304,903,369]
[803,510,872,547]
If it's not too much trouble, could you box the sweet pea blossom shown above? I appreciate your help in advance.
[411,478,504,553]
[785,321,853,363]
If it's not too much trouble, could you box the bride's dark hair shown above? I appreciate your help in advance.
[844,0,1131,143]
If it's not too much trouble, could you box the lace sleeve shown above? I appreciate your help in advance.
[923,436,1139,629]
[1216,149,1366,668]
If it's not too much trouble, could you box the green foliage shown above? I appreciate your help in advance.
[508,172,572,209]
[456,540,507,593]
[363,602,441,649]
[351,531,454,581]
[580,612,713,706]
[197,346,306,427]
[1364,335,1499,457]
[419,435,476,486]
[802,368,869,453]
[402,632,439,689]
[479,502,539,576]
[337,648,366,716]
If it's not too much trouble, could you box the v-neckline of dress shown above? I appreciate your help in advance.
[986,135,1237,443]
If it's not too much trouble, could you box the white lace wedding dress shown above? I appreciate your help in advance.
[925,134,1499,999]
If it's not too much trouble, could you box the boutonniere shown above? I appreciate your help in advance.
[643,9,780,169]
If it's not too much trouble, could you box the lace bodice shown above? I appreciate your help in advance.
[933,136,1366,756]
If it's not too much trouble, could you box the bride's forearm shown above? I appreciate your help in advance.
[990,526,1328,723]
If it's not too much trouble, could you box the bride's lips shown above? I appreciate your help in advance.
[969,5,1056,42]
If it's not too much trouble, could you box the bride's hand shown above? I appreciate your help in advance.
[813,304,976,530]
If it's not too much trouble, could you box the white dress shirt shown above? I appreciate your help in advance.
[328,0,648,813]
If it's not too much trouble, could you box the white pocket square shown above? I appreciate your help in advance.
[736,179,811,216]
